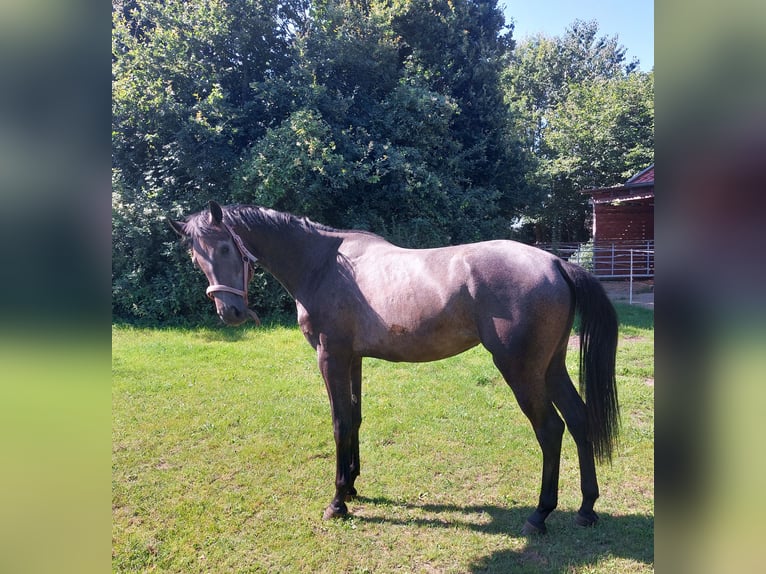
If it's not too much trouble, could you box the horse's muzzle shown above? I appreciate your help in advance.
[217,302,248,326]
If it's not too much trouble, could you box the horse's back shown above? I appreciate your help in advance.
[333,237,572,362]
[461,240,569,301]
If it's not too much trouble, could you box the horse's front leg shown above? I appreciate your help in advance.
[317,344,356,519]
[347,356,363,500]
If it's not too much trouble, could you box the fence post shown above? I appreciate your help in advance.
[646,240,651,275]
[629,250,634,305]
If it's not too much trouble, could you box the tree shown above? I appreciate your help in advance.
[503,20,652,243]
[112,0,308,321]
[505,19,636,152]
[112,0,528,322]
[233,0,525,246]
[546,72,654,189]
[389,0,529,239]
[230,0,461,245]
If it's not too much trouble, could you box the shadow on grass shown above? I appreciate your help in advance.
[192,318,295,342]
[196,324,251,342]
[352,496,653,572]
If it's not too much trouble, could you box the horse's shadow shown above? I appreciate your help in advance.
[352,496,653,572]
[196,324,251,342]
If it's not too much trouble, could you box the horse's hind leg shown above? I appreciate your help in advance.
[491,352,565,535]
[547,354,600,527]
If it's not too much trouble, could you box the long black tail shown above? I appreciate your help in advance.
[557,260,620,464]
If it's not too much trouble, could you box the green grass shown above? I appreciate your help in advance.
[113,304,653,573]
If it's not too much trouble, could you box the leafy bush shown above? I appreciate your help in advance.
[112,0,523,324]
[569,240,595,272]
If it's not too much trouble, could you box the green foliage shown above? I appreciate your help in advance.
[112,3,652,324]
[112,172,213,324]
[570,240,595,272]
[503,20,653,243]
[546,72,655,189]
[113,0,530,322]
[232,109,350,218]
[112,0,309,321]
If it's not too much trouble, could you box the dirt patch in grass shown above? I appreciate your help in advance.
[602,280,654,309]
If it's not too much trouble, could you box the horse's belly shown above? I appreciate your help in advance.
[356,319,480,363]
[352,252,481,361]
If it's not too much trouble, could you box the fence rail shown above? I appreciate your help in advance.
[535,240,655,280]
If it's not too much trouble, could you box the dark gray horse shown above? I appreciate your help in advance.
[170,201,619,535]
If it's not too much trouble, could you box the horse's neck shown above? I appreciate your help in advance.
[241,219,336,299]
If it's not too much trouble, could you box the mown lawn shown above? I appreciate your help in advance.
[112,304,653,573]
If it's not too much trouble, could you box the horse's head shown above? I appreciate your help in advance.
[169,201,256,326]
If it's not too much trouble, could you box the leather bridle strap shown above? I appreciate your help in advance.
[205,221,261,325]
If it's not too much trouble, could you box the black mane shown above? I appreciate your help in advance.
[185,204,381,240]
[226,205,338,235]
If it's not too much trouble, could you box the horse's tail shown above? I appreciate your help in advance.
[557,260,620,464]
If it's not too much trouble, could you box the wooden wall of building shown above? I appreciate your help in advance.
[594,198,654,244]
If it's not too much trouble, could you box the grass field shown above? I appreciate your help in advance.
[112,303,653,573]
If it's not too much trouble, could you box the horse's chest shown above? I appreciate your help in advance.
[296,302,320,349]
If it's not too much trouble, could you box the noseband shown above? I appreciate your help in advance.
[205,221,261,325]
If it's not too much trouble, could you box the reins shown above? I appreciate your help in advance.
[205,221,261,325]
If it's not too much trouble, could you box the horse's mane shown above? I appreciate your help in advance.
[226,205,338,235]
[185,204,379,239]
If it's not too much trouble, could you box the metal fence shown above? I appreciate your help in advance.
[535,240,655,280]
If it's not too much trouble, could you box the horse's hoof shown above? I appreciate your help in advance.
[575,511,599,527]
[521,519,547,536]
[323,503,348,520]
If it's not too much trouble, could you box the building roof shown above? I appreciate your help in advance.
[625,164,654,186]
[581,164,654,203]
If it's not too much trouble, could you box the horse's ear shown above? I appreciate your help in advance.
[209,201,223,225]
[168,217,188,237]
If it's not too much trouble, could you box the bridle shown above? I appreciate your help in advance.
[204,221,261,325]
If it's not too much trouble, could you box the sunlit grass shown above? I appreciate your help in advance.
[113,305,653,572]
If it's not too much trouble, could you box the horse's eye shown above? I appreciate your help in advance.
[220,245,230,255]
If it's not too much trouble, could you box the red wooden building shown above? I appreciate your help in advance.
[581,165,654,277]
